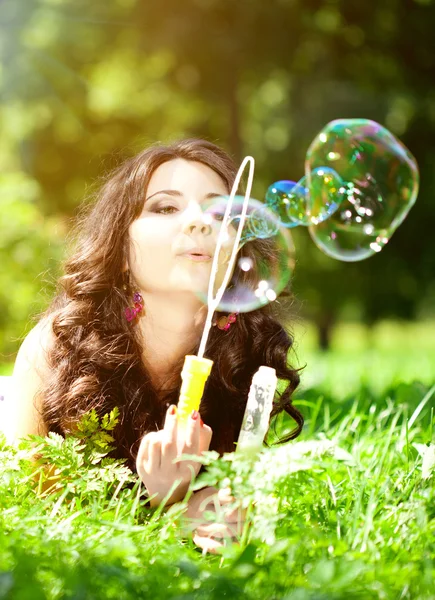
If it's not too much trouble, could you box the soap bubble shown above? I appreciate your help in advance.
[306,119,419,261]
[265,179,307,227]
[191,195,295,313]
[266,167,345,227]
[303,167,347,225]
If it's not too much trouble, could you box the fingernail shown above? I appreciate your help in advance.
[191,409,199,420]
[168,405,177,416]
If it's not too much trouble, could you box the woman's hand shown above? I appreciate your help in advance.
[182,486,247,554]
[136,405,213,507]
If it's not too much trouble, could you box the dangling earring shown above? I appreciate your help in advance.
[212,312,238,331]
[125,292,144,322]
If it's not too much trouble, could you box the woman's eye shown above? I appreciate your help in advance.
[155,205,178,215]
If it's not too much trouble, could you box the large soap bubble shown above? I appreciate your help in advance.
[189,195,295,313]
[305,119,419,261]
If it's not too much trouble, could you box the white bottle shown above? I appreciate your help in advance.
[236,366,278,455]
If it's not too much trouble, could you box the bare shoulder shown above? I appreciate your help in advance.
[15,315,56,373]
[3,315,57,443]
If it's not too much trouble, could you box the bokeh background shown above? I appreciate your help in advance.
[1,0,434,393]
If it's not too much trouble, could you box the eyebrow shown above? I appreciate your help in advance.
[145,190,225,203]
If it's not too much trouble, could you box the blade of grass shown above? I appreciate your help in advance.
[408,384,435,429]
[309,396,324,436]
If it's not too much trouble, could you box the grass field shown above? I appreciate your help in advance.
[292,319,435,398]
[0,320,434,599]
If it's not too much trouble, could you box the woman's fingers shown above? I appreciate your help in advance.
[184,487,247,554]
[161,405,178,464]
[175,414,201,481]
[192,489,245,528]
[163,405,178,438]
[192,522,241,554]
[204,489,247,525]
[219,505,246,525]
[135,434,148,473]
[181,411,201,455]
[177,411,213,457]
[198,422,213,454]
[217,487,233,502]
[147,432,161,472]
[218,488,247,522]
[195,521,240,539]
[193,533,227,555]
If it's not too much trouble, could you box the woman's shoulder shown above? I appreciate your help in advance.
[4,315,57,443]
[16,315,55,375]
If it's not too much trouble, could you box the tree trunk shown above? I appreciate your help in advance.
[317,312,335,351]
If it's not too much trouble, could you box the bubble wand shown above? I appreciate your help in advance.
[176,156,256,431]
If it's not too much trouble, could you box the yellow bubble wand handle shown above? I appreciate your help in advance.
[177,355,213,428]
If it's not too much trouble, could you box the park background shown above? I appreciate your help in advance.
[1,0,434,393]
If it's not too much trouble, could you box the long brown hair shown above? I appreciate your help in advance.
[40,139,304,471]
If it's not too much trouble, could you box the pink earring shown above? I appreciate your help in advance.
[125,292,144,322]
[213,312,238,331]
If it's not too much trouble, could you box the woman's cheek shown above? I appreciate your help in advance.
[213,251,237,292]
[128,223,171,286]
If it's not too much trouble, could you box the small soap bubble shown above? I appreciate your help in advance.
[249,206,280,238]
[305,119,419,261]
[265,180,307,227]
[266,167,344,227]
[193,195,295,312]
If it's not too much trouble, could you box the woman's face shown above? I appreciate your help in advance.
[128,158,236,298]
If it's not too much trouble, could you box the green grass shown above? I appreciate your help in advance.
[291,319,435,399]
[0,321,434,599]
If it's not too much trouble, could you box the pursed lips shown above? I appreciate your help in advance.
[180,252,212,261]
[179,247,212,260]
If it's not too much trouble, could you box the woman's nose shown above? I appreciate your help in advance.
[182,213,213,236]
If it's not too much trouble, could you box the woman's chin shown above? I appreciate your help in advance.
[168,264,230,299]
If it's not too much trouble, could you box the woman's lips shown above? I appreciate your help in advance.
[180,253,212,262]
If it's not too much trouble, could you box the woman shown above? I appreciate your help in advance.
[6,139,303,553]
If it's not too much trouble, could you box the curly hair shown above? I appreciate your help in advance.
[40,139,304,472]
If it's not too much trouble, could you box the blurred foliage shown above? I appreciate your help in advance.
[1,0,435,357]
[0,171,66,357]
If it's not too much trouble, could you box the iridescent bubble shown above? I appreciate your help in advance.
[266,167,345,227]
[304,167,346,225]
[192,195,295,313]
[306,119,419,261]
[249,205,280,238]
[265,180,307,227]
